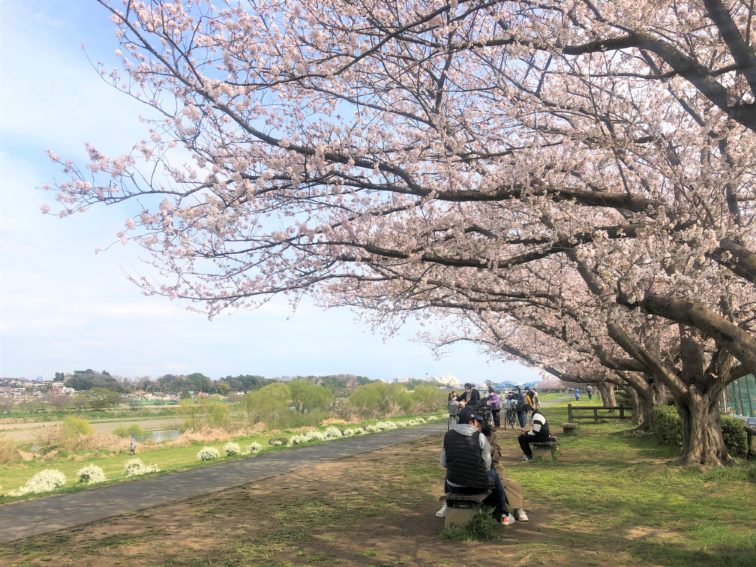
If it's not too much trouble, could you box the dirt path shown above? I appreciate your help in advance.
[0,426,562,567]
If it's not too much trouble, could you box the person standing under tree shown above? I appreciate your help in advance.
[513,386,527,428]
[586,385,593,403]
[487,387,501,428]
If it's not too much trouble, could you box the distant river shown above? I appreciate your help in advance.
[0,417,185,443]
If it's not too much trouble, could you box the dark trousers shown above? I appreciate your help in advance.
[518,433,549,459]
[516,410,527,428]
[491,409,501,428]
[445,469,508,517]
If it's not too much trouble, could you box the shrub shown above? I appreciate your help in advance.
[440,508,497,541]
[9,469,67,496]
[0,438,19,464]
[651,406,751,457]
[650,405,682,447]
[113,424,148,442]
[62,416,94,438]
[304,430,326,442]
[268,437,288,446]
[123,458,159,476]
[288,434,308,446]
[77,464,107,485]
[197,447,220,461]
[248,441,263,454]
[721,416,748,458]
[323,426,343,439]
[224,442,241,457]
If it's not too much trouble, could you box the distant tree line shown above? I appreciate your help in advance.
[63,370,375,397]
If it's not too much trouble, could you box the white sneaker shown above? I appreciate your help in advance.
[521,455,531,461]
[435,504,448,518]
[515,509,529,522]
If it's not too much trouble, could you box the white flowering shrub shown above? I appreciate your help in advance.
[9,469,67,496]
[269,438,285,446]
[288,434,308,446]
[376,421,398,430]
[248,442,263,454]
[77,464,106,485]
[416,417,427,424]
[341,428,356,437]
[197,447,221,461]
[365,424,380,433]
[123,458,160,477]
[305,430,326,442]
[224,442,241,457]
[323,426,343,440]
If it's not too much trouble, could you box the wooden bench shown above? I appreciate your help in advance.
[442,490,492,528]
[531,438,559,460]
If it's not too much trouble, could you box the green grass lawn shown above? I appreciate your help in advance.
[501,406,756,566]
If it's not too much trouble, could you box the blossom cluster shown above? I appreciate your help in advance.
[196,447,221,461]
[8,469,66,497]
[77,464,107,485]
[123,458,160,476]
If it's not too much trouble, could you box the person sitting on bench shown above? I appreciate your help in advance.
[518,404,551,461]
[436,406,515,525]
[484,423,529,521]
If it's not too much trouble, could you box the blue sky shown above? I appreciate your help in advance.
[0,1,541,384]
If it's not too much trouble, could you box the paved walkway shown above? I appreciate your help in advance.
[0,422,444,544]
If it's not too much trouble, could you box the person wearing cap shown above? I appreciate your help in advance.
[436,406,515,526]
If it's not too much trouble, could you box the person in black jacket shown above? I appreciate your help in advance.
[456,383,481,406]
[436,407,515,525]
[518,404,551,461]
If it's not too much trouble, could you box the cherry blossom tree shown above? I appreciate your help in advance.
[47,1,754,465]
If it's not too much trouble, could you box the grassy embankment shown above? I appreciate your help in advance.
[0,413,442,500]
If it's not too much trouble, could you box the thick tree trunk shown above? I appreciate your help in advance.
[676,388,731,466]
[599,383,616,407]
[625,387,643,426]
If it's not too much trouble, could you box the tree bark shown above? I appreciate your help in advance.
[625,387,643,426]
[599,383,616,407]
[676,388,731,466]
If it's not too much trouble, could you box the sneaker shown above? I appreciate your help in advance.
[521,455,531,461]
[435,504,448,518]
[515,509,529,522]
[499,513,516,526]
